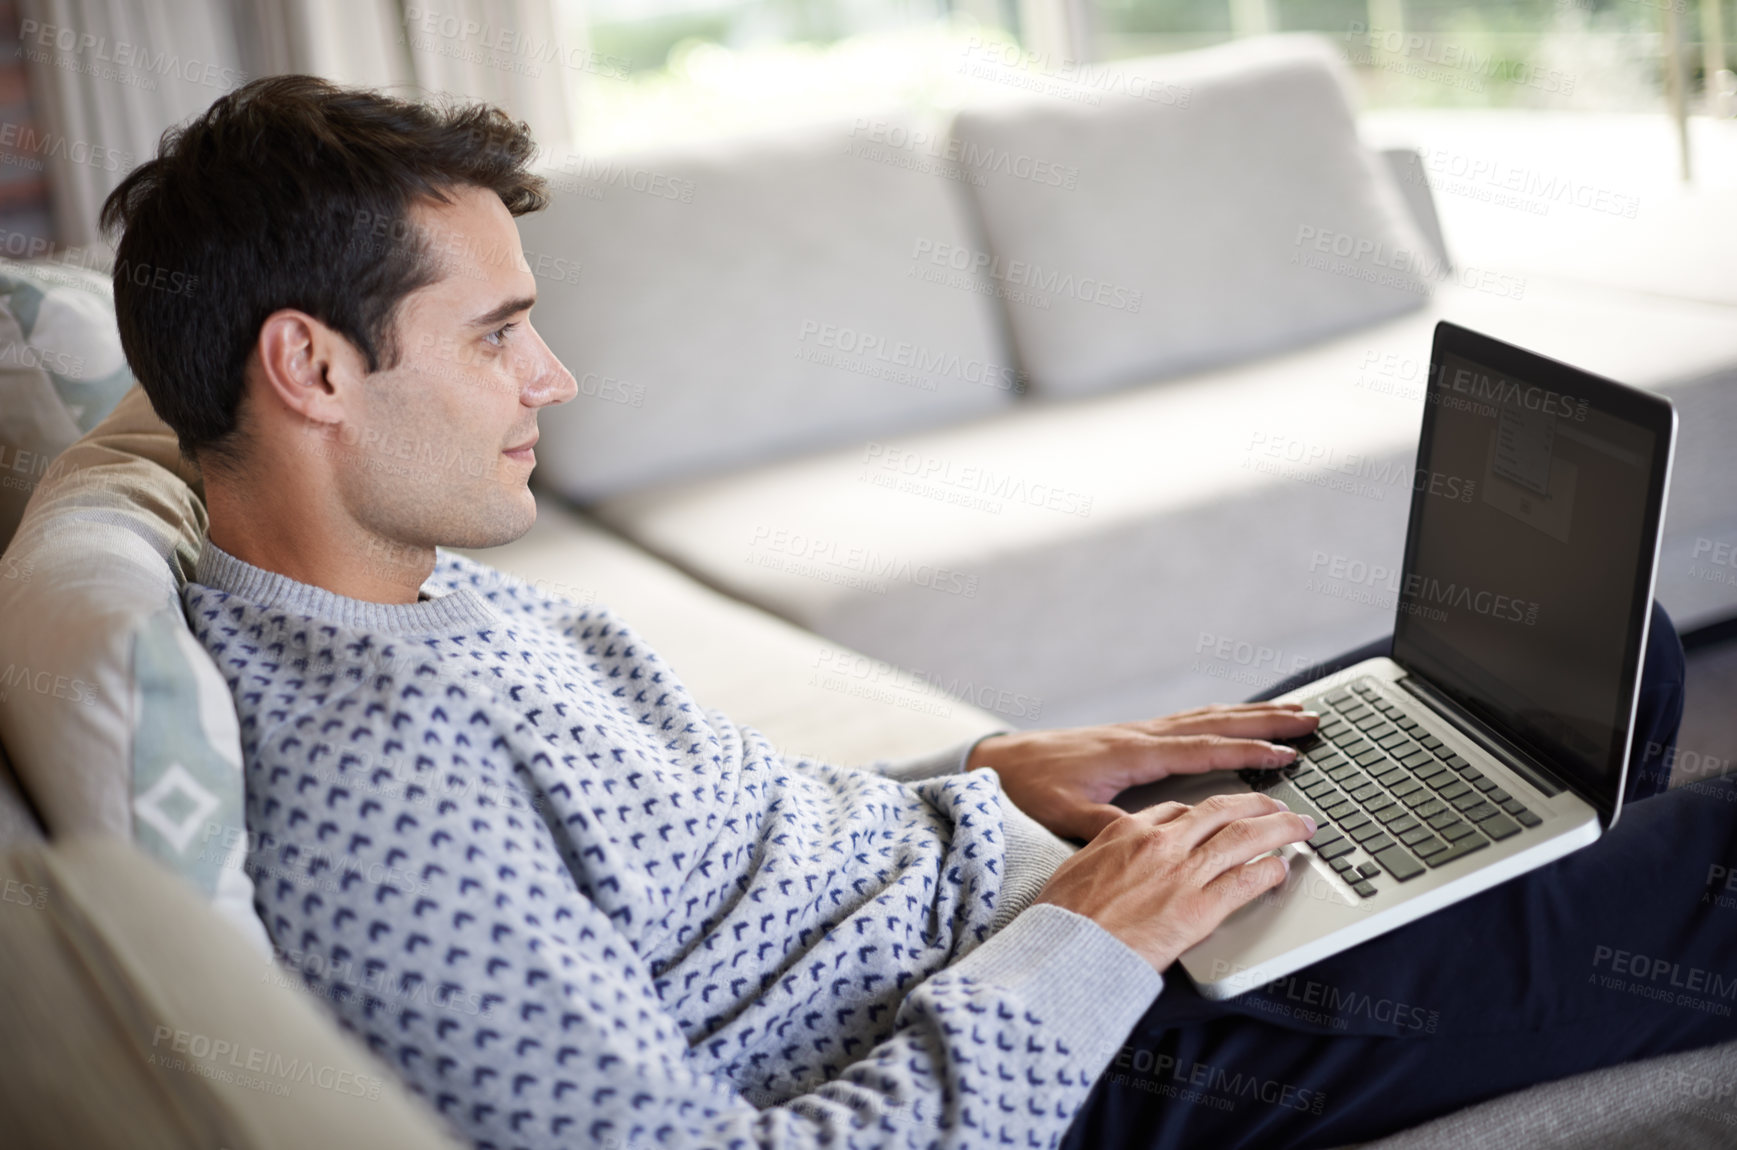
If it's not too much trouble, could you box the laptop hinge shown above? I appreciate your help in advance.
[1398,675,1569,798]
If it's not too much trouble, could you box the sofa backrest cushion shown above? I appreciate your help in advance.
[516,115,1020,503]
[0,385,265,952]
[0,257,138,549]
[950,34,1436,397]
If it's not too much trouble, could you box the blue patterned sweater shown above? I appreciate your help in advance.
[184,542,1162,1150]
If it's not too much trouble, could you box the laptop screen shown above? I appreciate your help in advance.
[1393,324,1673,818]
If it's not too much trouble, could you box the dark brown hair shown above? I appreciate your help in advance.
[99,74,548,463]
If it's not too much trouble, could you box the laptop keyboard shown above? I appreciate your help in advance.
[1238,678,1544,898]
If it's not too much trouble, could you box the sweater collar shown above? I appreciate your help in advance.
[194,539,500,634]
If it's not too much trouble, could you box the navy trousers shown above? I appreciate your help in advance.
[1063,603,1737,1149]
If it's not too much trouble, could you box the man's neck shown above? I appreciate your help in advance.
[204,473,436,605]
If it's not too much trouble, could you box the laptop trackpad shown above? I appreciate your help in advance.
[1116,770,1256,813]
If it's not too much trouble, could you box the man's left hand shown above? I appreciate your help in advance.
[965,703,1320,842]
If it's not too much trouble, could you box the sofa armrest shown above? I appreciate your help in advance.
[0,835,464,1149]
[1378,145,1451,274]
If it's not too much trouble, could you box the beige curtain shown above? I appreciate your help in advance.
[19,0,576,249]
[17,0,246,248]
[231,0,414,90]
[394,0,574,155]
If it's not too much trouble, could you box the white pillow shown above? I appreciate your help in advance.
[950,34,1436,396]
[517,114,1020,503]
[0,257,137,547]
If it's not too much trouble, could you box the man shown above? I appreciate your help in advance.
[105,76,1736,1150]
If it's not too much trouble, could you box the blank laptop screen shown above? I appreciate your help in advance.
[1393,339,1664,813]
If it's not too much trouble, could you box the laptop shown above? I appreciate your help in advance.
[1118,320,1678,999]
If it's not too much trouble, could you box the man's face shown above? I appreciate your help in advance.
[322,185,576,554]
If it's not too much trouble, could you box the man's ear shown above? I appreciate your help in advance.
[252,309,370,429]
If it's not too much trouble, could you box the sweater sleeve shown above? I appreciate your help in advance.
[246,689,1159,1150]
[872,731,1008,783]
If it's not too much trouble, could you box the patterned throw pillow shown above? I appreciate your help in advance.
[0,265,263,950]
[130,603,251,896]
[0,256,137,548]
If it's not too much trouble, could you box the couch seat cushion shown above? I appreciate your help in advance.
[455,498,1004,766]
[590,278,1737,727]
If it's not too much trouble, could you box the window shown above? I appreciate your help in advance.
[558,0,1020,150]
[557,0,1734,153]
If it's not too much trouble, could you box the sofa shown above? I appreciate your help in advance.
[504,36,1737,730]
[3,31,1737,1148]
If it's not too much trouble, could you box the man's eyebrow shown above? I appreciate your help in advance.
[466,295,537,329]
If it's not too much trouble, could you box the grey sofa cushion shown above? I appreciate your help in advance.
[592,275,1737,730]
[518,114,1019,503]
[1349,1039,1737,1148]
[950,34,1435,398]
[459,497,1005,767]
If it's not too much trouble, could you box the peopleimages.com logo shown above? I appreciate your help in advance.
[17,19,248,90]
[846,118,1080,189]
[0,663,100,706]
[797,320,1026,393]
[1342,22,1577,95]
[859,442,1092,517]
[1441,364,1588,421]
[909,239,1143,313]
[1401,575,1539,625]
[746,526,979,598]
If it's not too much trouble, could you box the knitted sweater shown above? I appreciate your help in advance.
[184,543,1163,1150]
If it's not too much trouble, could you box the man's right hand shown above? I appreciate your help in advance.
[1032,792,1316,973]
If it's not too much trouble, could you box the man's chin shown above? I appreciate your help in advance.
[441,485,538,550]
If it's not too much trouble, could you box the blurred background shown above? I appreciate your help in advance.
[1,1,1732,386]
[0,0,1730,759]
[0,8,1733,1139]
[0,0,1733,242]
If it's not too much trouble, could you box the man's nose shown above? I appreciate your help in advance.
[522,329,578,407]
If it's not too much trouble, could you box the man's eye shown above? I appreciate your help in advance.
[484,322,518,347]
